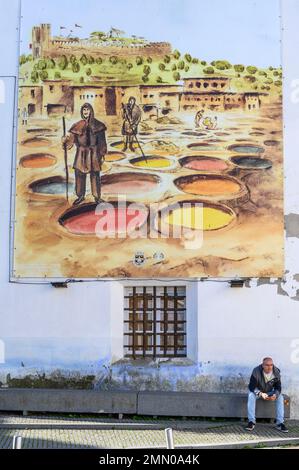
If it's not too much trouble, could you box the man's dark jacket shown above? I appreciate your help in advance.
[248,364,282,396]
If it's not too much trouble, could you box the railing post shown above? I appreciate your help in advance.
[165,428,174,449]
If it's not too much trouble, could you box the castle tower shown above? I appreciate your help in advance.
[32,24,51,59]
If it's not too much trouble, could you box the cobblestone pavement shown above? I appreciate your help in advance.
[0,415,299,449]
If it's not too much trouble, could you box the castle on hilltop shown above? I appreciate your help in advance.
[31,24,172,60]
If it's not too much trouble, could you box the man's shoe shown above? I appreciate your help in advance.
[73,196,85,206]
[129,145,135,152]
[245,421,255,431]
[122,146,128,152]
[276,423,288,433]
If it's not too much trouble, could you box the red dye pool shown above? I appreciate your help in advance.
[180,156,229,171]
[61,205,148,236]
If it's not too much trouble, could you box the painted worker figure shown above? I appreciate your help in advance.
[122,97,142,152]
[246,357,288,433]
[195,109,204,128]
[62,103,107,206]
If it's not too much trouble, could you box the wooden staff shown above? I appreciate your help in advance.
[62,116,69,202]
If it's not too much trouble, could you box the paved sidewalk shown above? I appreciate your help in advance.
[0,414,299,449]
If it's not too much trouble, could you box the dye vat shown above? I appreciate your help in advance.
[110,141,142,150]
[228,144,265,154]
[59,202,149,236]
[105,151,126,162]
[101,172,160,196]
[27,128,54,134]
[215,132,229,137]
[29,176,75,195]
[130,155,172,169]
[187,142,220,150]
[174,174,245,199]
[182,131,207,137]
[179,156,230,172]
[230,156,273,170]
[264,140,280,147]
[21,136,51,147]
[249,132,265,136]
[157,201,236,233]
[20,153,57,168]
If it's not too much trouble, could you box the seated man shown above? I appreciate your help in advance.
[246,357,288,432]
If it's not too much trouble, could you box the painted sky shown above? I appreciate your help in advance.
[20,0,281,67]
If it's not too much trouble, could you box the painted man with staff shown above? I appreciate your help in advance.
[121,96,142,152]
[62,103,107,206]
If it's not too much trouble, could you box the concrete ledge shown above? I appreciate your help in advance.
[0,389,137,414]
[0,389,290,419]
[137,391,291,418]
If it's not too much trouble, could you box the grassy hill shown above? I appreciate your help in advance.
[19,51,282,96]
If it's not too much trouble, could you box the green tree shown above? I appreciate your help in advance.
[143,65,151,75]
[173,49,181,60]
[171,64,177,71]
[184,53,192,63]
[178,60,185,70]
[142,75,149,83]
[244,75,256,83]
[203,66,214,74]
[54,71,61,79]
[127,63,133,70]
[96,57,103,65]
[265,78,273,84]
[47,58,56,69]
[136,56,143,65]
[274,80,282,87]
[247,65,257,75]
[86,67,92,76]
[58,55,68,70]
[37,59,47,70]
[185,65,190,72]
[259,70,267,76]
[80,54,88,65]
[31,70,39,83]
[88,56,95,64]
[156,76,163,83]
[19,54,29,65]
[164,55,171,64]
[214,60,231,70]
[80,76,85,83]
[147,57,152,63]
[173,71,181,81]
[234,64,245,73]
[39,70,48,81]
[201,60,207,66]
[72,62,80,73]
[192,58,199,64]
[70,55,77,65]
[159,63,166,71]
[109,56,118,65]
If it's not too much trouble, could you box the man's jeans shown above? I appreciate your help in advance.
[247,389,284,424]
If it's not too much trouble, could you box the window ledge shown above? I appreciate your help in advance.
[111,357,195,367]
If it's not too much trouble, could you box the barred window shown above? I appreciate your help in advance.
[124,286,187,358]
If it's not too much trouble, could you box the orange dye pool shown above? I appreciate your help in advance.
[176,176,241,196]
[20,154,56,168]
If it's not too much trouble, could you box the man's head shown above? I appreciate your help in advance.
[128,96,136,108]
[82,106,91,120]
[262,357,274,374]
[81,103,94,121]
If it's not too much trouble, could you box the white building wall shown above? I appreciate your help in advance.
[0,1,299,415]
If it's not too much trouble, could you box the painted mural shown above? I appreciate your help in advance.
[12,0,284,279]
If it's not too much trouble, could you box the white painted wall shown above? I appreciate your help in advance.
[0,0,299,416]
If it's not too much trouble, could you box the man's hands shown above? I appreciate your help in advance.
[62,135,74,150]
[260,392,277,401]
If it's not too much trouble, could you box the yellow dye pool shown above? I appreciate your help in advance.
[132,157,171,168]
[179,178,241,196]
[105,152,125,162]
[165,206,235,231]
